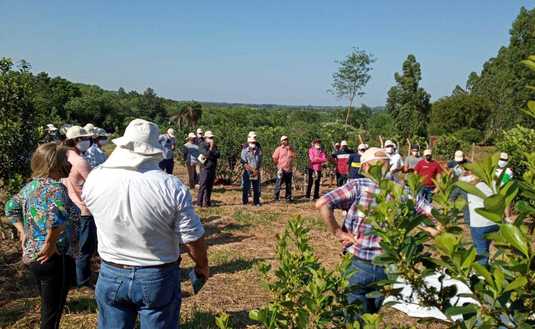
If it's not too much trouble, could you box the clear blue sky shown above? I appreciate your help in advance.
[1,1,532,106]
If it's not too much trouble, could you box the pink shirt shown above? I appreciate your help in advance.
[63,149,91,215]
[308,147,327,172]
[272,145,295,172]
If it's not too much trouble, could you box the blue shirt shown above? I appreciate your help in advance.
[348,153,364,179]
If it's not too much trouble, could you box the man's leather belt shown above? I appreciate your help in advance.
[103,260,178,270]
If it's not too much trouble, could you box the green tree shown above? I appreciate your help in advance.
[386,54,431,139]
[429,93,493,137]
[171,101,202,130]
[0,58,39,192]
[469,7,535,133]
[329,48,375,126]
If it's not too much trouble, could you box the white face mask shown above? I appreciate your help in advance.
[385,146,394,154]
[249,143,256,149]
[76,140,91,152]
[498,160,507,168]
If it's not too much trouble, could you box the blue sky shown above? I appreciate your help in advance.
[1,1,532,106]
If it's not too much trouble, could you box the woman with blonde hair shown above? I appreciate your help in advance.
[5,143,79,329]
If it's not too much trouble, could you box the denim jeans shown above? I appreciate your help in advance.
[274,171,292,201]
[470,225,499,265]
[242,171,261,205]
[306,169,322,200]
[76,215,97,286]
[96,262,181,329]
[421,186,434,203]
[28,254,76,329]
[348,257,386,314]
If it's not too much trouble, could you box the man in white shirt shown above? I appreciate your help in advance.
[83,119,208,329]
[384,140,403,180]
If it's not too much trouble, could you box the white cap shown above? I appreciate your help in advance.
[196,128,204,134]
[112,119,163,155]
[358,143,368,150]
[341,140,348,146]
[46,124,58,131]
[500,152,509,160]
[187,132,196,139]
[205,131,214,138]
[247,136,256,143]
[384,140,395,147]
[83,123,97,136]
[423,149,432,156]
[361,147,389,164]
[167,128,176,137]
[66,126,92,140]
[248,131,257,138]
[280,135,288,142]
[454,150,464,162]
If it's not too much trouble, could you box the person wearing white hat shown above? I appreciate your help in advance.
[448,150,472,225]
[44,124,59,143]
[241,135,263,206]
[83,123,96,137]
[315,147,435,314]
[414,149,443,202]
[158,128,177,174]
[332,140,353,187]
[197,131,220,207]
[59,124,73,143]
[182,132,200,188]
[404,144,422,173]
[347,143,369,179]
[496,152,513,186]
[82,119,208,329]
[63,125,95,287]
[85,128,111,169]
[272,135,295,202]
[384,140,403,180]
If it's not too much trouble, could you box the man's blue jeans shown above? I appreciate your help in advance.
[77,215,97,286]
[242,171,261,206]
[470,225,498,265]
[96,261,181,329]
[348,257,387,314]
[421,186,434,203]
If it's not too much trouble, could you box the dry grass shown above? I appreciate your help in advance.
[0,165,447,329]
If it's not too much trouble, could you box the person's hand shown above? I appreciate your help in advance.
[335,229,355,247]
[195,264,209,280]
[37,241,58,264]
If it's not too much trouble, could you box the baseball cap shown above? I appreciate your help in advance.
[358,143,368,151]
[248,131,257,138]
[500,152,509,160]
[187,132,196,139]
[280,135,288,142]
[454,150,464,162]
[361,147,389,164]
[384,140,395,147]
[341,140,348,146]
[423,149,432,156]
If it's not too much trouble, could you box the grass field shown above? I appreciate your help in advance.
[0,165,450,329]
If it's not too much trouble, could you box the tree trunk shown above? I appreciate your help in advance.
[345,98,354,126]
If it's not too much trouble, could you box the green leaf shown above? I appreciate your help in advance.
[461,247,477,269]
[435,232,459,256]
[455,181,486,199]
[521,59,535,71]
[445,304,479,316]
[475,208,502,223]
[500,224,529,257]
[483,194,505,213]
[504,275,527,293]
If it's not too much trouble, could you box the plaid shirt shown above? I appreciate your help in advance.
[323,177,432,261]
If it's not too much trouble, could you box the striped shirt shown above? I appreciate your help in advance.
[323,177,432,261]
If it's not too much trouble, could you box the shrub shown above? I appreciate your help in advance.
[453,128,483,145]
[432,134,469,160]
[495,125,535,177]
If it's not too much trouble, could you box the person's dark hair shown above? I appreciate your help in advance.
[31,143,71,178]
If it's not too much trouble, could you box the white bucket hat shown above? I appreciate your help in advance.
[167,128,176,137]
[66,126,92,140]
[46,124,58,131]
[83,123,96,136]
[112,119,163,155]
[205,131,215,138]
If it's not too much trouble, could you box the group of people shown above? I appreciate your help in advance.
[5,119,518,328]
[7,119,208,329]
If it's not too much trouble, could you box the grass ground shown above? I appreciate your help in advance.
[0,164,448,329]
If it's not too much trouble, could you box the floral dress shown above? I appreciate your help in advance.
[4,178,79,264]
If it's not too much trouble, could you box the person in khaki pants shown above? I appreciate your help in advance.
[182,132,200,188]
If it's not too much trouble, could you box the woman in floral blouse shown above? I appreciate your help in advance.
[5,143,79,329]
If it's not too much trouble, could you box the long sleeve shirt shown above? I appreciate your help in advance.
[308,147,327,172]
[272,145,295,172]
[241,147,262,171]
[62,150,91,216]
[199,142,220,170]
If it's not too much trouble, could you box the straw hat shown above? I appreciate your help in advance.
[204,131,215,138]
[361,148,389,164]
[66,126,92,140]
[187,132,196,139]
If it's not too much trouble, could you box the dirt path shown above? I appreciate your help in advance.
[0,166,446,328]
